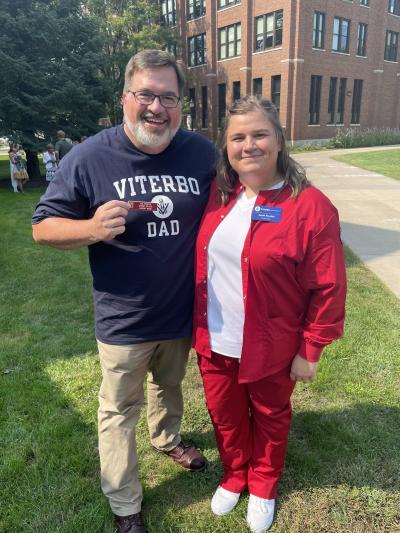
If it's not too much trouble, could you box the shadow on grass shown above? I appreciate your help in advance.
[0,191,112,531]
[1,362,399,532]
[1,192,398,532]
[141,402,400,532]
[284,404,400,494]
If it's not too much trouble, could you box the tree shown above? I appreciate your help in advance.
[85,0,176,125]
[0,0,108,178]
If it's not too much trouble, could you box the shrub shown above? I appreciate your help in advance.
[289,143,327,153]
[329,127,400,149]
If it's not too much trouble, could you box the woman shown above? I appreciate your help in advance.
[193,97,346,532]
[42,143,58,182]
[9,144,29,192]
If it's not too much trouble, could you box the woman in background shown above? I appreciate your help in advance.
[42,143,58,182]
[9,143,29,192]
[193,96,346,532]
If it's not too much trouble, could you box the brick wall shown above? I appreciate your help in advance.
[174,0,400,142]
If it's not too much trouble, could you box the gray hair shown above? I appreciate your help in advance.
[124,49,185,96]
[217,96,309,205]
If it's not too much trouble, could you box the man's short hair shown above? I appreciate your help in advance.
[57,130,66,139]
[124,49,185,97]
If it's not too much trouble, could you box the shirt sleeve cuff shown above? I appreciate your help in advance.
[298,340,324,362]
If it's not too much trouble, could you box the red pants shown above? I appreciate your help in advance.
[198,352,296,498]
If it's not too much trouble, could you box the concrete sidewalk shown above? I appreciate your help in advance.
[293,146,400,298]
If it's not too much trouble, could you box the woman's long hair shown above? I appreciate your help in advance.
[216,96,309,205]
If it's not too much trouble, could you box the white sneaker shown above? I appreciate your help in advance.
[211,486,241,516]
[246,495,275,532]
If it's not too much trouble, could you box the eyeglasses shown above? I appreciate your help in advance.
[127,90,181,108]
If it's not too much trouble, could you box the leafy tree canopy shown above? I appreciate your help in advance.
[0,0,108,151]
[85,0,175,124]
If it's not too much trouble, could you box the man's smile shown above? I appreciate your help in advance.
[142,114,168,127]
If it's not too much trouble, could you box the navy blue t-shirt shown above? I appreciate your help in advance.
[32,126,216,344]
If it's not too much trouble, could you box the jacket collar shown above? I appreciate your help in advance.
[231,181,291,204]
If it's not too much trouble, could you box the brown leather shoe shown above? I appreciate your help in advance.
[164,441,207,471]
[114,511,148,533]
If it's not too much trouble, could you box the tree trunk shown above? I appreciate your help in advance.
[25,150,42,180]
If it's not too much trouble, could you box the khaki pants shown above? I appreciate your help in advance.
[97,337,191,516]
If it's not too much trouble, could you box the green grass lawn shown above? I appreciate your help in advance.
[0,154,13,180]
[0,190,399,532]
[333,149,400,181]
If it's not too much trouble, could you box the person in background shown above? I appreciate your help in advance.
[42,144,58,182]
[9,150,19,192]
[32,49,215,533]
[9,143,29,192]
[193,96,346,532]
[186,113,193,131]
[54,130,73,161]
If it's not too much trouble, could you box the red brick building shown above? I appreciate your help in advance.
[161,0,400,142]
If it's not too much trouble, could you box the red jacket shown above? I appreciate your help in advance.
[193,181,346,383]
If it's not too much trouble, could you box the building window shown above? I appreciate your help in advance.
[271,75,281,113]
[187,0,206,20]
[309,75,322,125]
[332,17,351,53]
[165,42,178,56]
[188,33,207,66]
[327,77,337,124]
[254,10,283,52]
[201,86,208,128]
[360,0,369,5]
[189,87,196,124]
[328,77,348,124]
[337,78,347,123]
[388,0,400,15]
[384,30,399,61]
[253,78,263,98]
[218,83,226,128]
[351,79,363,123]
[313,12,325,49]
[219,23,241,59]
[357,23,368,56]
[308,76,322,124]
[161,0,176,26]
[218,0,240,8]
[232,81,241,101]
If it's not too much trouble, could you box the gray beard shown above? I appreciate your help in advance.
[124,115,180,149]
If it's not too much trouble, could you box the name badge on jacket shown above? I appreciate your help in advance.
[251,205,282,222]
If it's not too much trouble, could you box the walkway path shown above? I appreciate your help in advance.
[293,146,400,298]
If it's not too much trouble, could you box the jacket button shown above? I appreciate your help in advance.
[243,257,248,262]
[220,215,224,218]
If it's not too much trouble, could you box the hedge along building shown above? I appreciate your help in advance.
[161,0,400,143]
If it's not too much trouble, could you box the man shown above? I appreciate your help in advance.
[32,50,215,533]
[54,129,73,161]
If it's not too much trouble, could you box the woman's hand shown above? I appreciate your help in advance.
[290,354,318,383]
